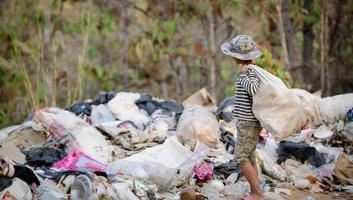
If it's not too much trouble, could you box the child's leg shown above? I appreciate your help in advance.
[235,120,263,199]
[242,162,262,195]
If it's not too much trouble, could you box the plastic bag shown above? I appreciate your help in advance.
[215,96,235,122]
[333,153,353,185]
[313,143,343,163]
[54,150,107,172]
[111,183,140,200]
[90,104,115,125]
[107,92,149,130]
[249,65,316,139]
[256,149,287,181]
[37,110,110,164]
[145,112,177,137]
[223,181,250,199]
[315,94,353,123]
[24,147,66,167]
[343,122,353,141]
[284,159,315,181]
[106,136,208,190]
[276,141,324,167]
[313,163,336,179]
[2,121,47,150]
[261,136,278,158]
[0,178,32,200]
[70,174,93,200]
[36,179,66,200]
[176,105,219,148]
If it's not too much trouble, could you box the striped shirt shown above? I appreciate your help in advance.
[232,66,260,121]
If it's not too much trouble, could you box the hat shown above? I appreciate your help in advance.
[221,35,262,60]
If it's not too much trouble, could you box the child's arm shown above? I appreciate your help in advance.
[238,69,260,96]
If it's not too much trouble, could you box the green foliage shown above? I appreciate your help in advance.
[167,46,174,55]
[0,64,27,126]
[220,60,230,80]
[37,83,46,103]
[101,12,116,35]
[62,20,84,35]
[151,22,159,40]
[94,65,105,80]
[163,20,177,39]
[8,71,26,88]
[200,1,212,12]
[255,49,290,86]
[0,110,7,126]
[0,64,5,81]
[225,85,234,98]
[34,8,44,25]
[88,46,99,59]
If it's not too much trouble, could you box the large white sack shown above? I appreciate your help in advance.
[38,110,110,164]
[290,90,353,124]
[315,94,353,123]
[290,89,322,126]
[249,65,313,138]
[176,105,219,148]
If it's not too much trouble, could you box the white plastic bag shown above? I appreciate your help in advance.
[107,92,149,129]
[261,136,278,158]
[0,178,32,200]
[284,159,315,181]
[38,111,110,164]
[315,94,353,123]
[111,183,140,200]
[90,104,115,125]
[106,136,208,190]
[256,149,287,181]
[176,105,219,148]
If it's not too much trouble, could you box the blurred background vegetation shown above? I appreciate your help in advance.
[0,0,353,127]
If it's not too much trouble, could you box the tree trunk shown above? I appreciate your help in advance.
[43,2,53,106]
[328,2,345,95]
[321,0,330,97]
[207,11,217,100]
[161,80,168,99]
[276,0,295,70]
[118,0,129,90]
[268,15,278,58]
[179,61,188,96]
[301,0,315,91]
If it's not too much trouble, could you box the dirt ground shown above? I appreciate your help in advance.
[280,190,352,200]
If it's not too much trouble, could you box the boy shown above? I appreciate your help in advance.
[221,35,263,200]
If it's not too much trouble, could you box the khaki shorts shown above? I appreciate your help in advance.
[234,120,261,167]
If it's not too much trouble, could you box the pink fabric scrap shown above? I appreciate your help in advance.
[53,150,106,172]
[192,163,213,182]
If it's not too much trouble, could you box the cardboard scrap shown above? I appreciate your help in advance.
[183,88,216,108]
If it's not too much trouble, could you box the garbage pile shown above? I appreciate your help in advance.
[0,88,352,200]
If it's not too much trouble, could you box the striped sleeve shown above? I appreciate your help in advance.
[238,69,260,96]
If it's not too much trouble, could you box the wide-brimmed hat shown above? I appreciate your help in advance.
[221,35,262,60]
